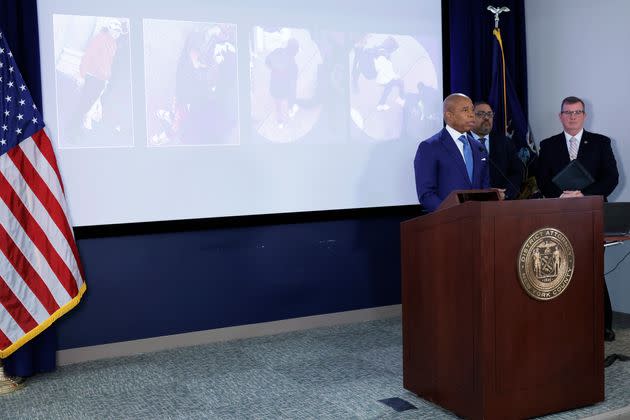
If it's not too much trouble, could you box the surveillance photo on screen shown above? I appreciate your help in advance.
[144,19,239,147]
[250,27,348,145]
[38,0,443,226]
[53,14,134,149]
[349,33,441,142]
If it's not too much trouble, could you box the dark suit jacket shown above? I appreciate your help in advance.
[414,128,490,212]
[485,133,524,200]
[536,130,618,199]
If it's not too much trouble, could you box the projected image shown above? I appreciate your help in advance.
[53,15,133,148]
[144,20,239,147]
[250,27,330,144]
[349,33,441,141]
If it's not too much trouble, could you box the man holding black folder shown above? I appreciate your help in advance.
[536,96,619,341]
[536,96,618,199]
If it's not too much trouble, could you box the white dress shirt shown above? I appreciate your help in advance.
[445,125,467,160]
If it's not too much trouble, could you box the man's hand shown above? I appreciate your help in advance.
[560,190,584,198]
[490,188,506,200]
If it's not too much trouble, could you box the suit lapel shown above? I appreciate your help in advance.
[489,135,502,162]
[577,130,591,160]
[486,136,498,185]
[469,135,483,186]
[439,129,471,185]
[488,136,496,158]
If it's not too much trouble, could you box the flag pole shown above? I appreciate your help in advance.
[0,361,24,395]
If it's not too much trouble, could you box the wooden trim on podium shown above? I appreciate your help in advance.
[437,189,500,211]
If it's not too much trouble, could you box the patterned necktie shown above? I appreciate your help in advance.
[569,137,578,160]
[480,137,488,151]
[458,134,473,182]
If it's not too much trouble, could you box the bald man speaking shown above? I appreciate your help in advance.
[414,93,490,212]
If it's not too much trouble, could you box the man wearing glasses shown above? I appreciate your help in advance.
[470,101,524,200]
[536,96,619,341]
[536,96,618,200]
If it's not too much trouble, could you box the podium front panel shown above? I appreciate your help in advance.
[402,197,605,420]
[485,209,603,416]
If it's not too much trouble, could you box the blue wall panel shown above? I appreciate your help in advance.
[56,212,413,349]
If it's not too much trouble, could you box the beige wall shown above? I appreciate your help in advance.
[526,0,630,312]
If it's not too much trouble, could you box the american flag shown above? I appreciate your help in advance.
[0,30,85,358]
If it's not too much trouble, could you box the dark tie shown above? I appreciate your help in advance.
[458,134,473,182]
[479,137,488,152]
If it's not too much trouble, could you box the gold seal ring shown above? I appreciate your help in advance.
[517,228,575,301]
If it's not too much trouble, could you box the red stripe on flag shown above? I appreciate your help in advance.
[0,328,11,352]
[31,130,65,193]
[0,274,39,333]
[9,144,85,282]
[0,225,60,314]
[0,173,79,298]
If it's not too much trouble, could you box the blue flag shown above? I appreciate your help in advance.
[488,28,534,164]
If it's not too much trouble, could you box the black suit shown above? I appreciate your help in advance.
[536,130,619,332]
[536,130,619,200]
[482,133,524,200]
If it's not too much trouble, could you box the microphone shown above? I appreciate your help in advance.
[477,143,523,199]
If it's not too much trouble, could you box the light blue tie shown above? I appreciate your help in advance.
[458,134,473,182]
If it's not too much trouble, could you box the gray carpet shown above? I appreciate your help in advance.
[1,316,629,419]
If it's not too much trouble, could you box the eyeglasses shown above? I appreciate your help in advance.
[561,110,585,117]
[475,111,494,119]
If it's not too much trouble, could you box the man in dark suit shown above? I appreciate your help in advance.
[536,96,619,341]
[471,101,524,200]
[536,96,618,200]
[414,93,490,212]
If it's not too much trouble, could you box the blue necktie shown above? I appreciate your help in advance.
[458,134,473,182]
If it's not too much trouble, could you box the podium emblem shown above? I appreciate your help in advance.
[517,228,575,301]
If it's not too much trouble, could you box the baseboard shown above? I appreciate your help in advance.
[614,311,630,328]
[57,304,402,366]
[583,405,630,420]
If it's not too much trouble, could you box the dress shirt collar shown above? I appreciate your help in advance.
[564,129,584,146]
[445,125,467,142]
[445,125,467,158]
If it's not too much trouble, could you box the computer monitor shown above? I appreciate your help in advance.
[604,202,630,236]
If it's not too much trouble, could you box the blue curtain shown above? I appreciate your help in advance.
[446,0,527,114]
[1,0,57,377]
[0,0,42,107]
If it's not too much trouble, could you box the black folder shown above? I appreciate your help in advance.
[552,159,594,191]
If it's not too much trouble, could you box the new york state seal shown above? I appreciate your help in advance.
[517,228,575,301]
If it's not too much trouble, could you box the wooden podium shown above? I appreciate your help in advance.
[401,193,605,419]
